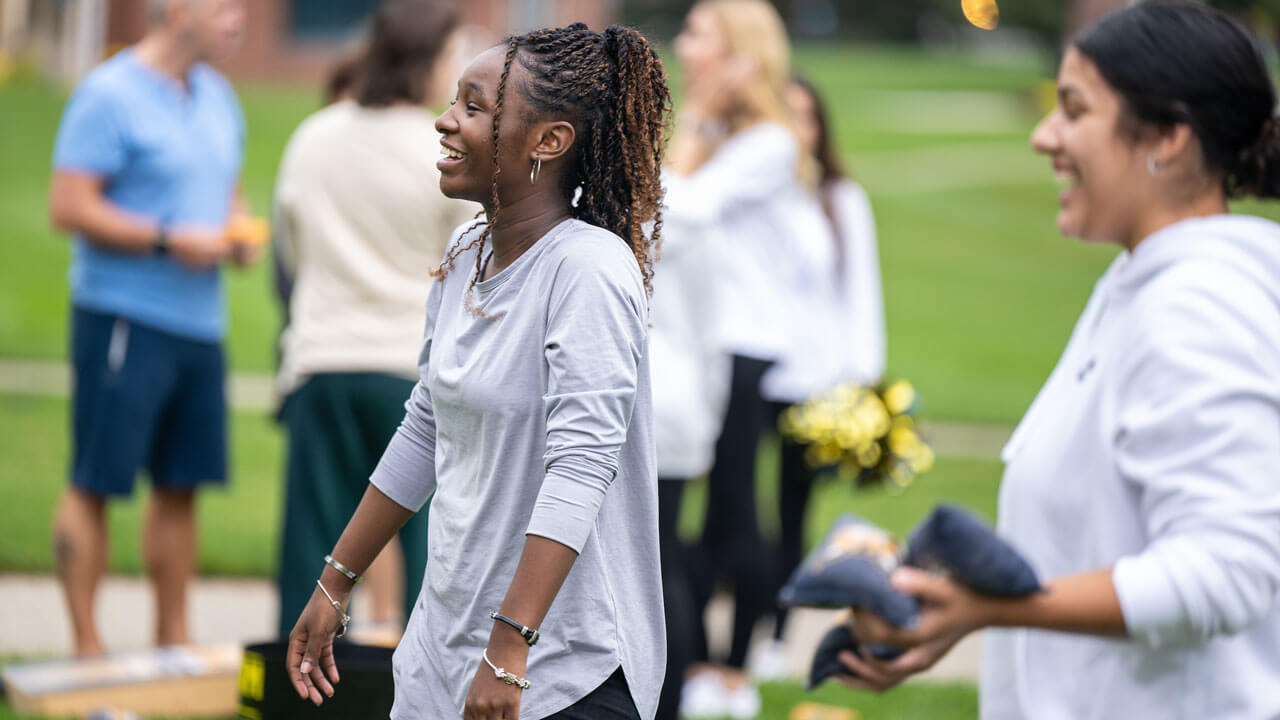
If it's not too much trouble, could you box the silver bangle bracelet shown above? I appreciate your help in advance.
[316,579,351,639]
[324,554,362,583]
[482,649,531,690]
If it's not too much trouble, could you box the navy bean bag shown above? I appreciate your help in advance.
[783,505,1041,688]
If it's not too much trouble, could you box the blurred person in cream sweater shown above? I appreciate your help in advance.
[271,0,478,641]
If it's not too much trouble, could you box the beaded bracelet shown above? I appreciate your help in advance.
[482,649,531,690]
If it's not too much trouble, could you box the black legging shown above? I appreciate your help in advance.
[656,479,696,720]
[546,667,640,719]
[698,354,777,669]
[770,401,818,640]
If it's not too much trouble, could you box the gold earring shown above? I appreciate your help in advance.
[530,156,542,185]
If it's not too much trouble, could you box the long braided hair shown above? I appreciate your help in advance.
[433,23,671,298]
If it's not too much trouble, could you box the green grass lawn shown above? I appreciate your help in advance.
[0,393,282,576]
[0,391,1001,577]
[0,678,977,720]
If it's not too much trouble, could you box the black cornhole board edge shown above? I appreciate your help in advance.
[238,641,395,720]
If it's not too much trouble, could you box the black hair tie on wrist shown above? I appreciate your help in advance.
[489,611,540,647]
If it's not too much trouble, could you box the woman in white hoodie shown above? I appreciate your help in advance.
[839,4,1280,718]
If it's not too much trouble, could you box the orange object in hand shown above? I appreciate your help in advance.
[226,215,270,248]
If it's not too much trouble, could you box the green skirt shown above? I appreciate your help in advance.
[275,372,428,638]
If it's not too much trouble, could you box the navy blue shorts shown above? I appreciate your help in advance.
[70,306,227,497]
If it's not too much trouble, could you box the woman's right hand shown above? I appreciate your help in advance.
[287,587,347,705]
[695,55,759,115]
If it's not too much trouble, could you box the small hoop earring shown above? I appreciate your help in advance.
[1146,154,1162,177]
[530,156,542,185]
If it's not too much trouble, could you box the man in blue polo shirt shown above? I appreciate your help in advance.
[48,0,254,656]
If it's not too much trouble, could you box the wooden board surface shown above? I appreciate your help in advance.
[2,644,241,717]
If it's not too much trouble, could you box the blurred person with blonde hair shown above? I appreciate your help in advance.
[48,0,254,658]
[271,0,478,643]
[659,0,807,715]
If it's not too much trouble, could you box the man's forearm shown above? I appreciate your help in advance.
[50,173,160,253]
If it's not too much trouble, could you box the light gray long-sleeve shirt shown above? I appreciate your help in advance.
[369,218,664,720]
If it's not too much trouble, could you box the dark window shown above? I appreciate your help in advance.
[290,0,381,41]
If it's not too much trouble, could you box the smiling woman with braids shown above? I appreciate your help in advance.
[285,23,671,720]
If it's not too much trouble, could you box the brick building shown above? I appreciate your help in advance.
[1,0,617,83]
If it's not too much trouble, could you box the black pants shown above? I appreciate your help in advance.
[770,402,818,639]
[656,479,696,720]
[698,354,777,669]
[546,668,640,719]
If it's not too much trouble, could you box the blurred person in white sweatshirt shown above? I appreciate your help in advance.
[839,5,1280,719]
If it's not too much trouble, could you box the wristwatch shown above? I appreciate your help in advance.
[153,227,169,256]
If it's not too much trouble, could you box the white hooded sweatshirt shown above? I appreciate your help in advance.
[983,215,1280,719]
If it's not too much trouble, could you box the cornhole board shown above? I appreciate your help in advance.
[1,643,241,717]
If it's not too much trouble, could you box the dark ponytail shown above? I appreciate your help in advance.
[1073,1,1280,199]
[790,74,849,288]
[434,23,672,297]
[1236,117,1280,200]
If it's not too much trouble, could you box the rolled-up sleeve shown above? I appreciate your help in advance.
[1112,280,1280,648]
[370,281,444,512]
[526,247,647,553]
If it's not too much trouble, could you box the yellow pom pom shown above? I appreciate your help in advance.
[882,380,916,416]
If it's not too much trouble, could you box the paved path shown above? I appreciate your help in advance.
[0,359,1012,460]
[0,574,981,683]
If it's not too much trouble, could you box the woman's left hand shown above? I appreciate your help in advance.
[464,640,529,720]
[851,567,990,649]
[835,631,965,692]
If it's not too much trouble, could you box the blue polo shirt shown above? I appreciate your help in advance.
[52,48,245,342]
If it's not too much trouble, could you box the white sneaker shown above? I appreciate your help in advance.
[725,682,762,719]
[679,672,729,719]
[748,638,792,681]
